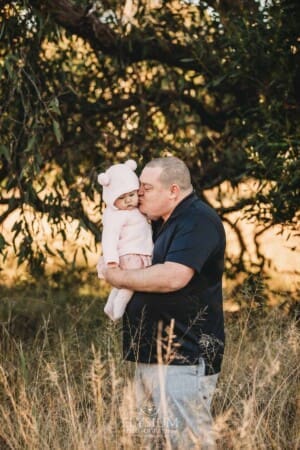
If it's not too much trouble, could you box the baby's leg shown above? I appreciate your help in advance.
[104,288,133,321]
[104,255,150,321]
[111,288,134,321]
[104,288,119,321]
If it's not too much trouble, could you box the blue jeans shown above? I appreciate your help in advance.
[128,360,219,449]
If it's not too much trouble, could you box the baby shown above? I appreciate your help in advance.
[97,160,153,321]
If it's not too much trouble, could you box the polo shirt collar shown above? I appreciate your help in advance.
[152,192,197,239]
[167,191,197,221]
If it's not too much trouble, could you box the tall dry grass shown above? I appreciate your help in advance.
[0,278,299,449]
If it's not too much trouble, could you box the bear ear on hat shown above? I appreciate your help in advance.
[125,159,137,171]
[98,172,110,186]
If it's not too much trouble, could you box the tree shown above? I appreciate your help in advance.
[0,0,299,276]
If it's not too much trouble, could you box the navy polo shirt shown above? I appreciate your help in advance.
[123,193,226,374]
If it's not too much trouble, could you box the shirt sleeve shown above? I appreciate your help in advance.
[165,216,220,274]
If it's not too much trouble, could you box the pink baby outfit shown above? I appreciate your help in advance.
[97,160,153,321]
[101,208,153,266]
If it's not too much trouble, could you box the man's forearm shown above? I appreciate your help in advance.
[104,261,194,292]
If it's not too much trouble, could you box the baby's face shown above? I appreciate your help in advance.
[114,190,139,210]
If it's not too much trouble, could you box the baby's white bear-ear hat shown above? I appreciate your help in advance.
[97,159,140,208]
[97,172,110,186]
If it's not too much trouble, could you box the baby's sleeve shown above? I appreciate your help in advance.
[101,210,125,264]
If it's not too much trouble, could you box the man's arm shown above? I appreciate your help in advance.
[102,261,194,292]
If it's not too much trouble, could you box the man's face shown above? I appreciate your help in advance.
[138,167,173,221]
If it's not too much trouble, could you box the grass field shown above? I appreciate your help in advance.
[0,273,299,449]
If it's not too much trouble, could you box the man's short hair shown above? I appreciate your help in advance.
[145,156,192,191]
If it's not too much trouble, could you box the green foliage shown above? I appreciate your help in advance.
[0,0,299,274]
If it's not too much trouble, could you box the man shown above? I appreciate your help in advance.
[100,156,226,449]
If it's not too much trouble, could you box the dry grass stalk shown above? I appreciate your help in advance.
[0,305,299,449]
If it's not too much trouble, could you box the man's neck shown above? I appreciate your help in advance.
[162,188,193,222]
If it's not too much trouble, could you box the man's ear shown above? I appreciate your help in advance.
[169,184,180,199]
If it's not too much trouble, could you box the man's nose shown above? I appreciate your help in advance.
[138,186,144,196]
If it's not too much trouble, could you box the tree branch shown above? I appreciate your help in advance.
[218,198,264,216]
[60,89,226,131]
[156,90,226,131]
[0,198,21,224]
[28,0,210,72]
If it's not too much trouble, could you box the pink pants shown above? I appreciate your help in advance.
[98,254,151,278]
